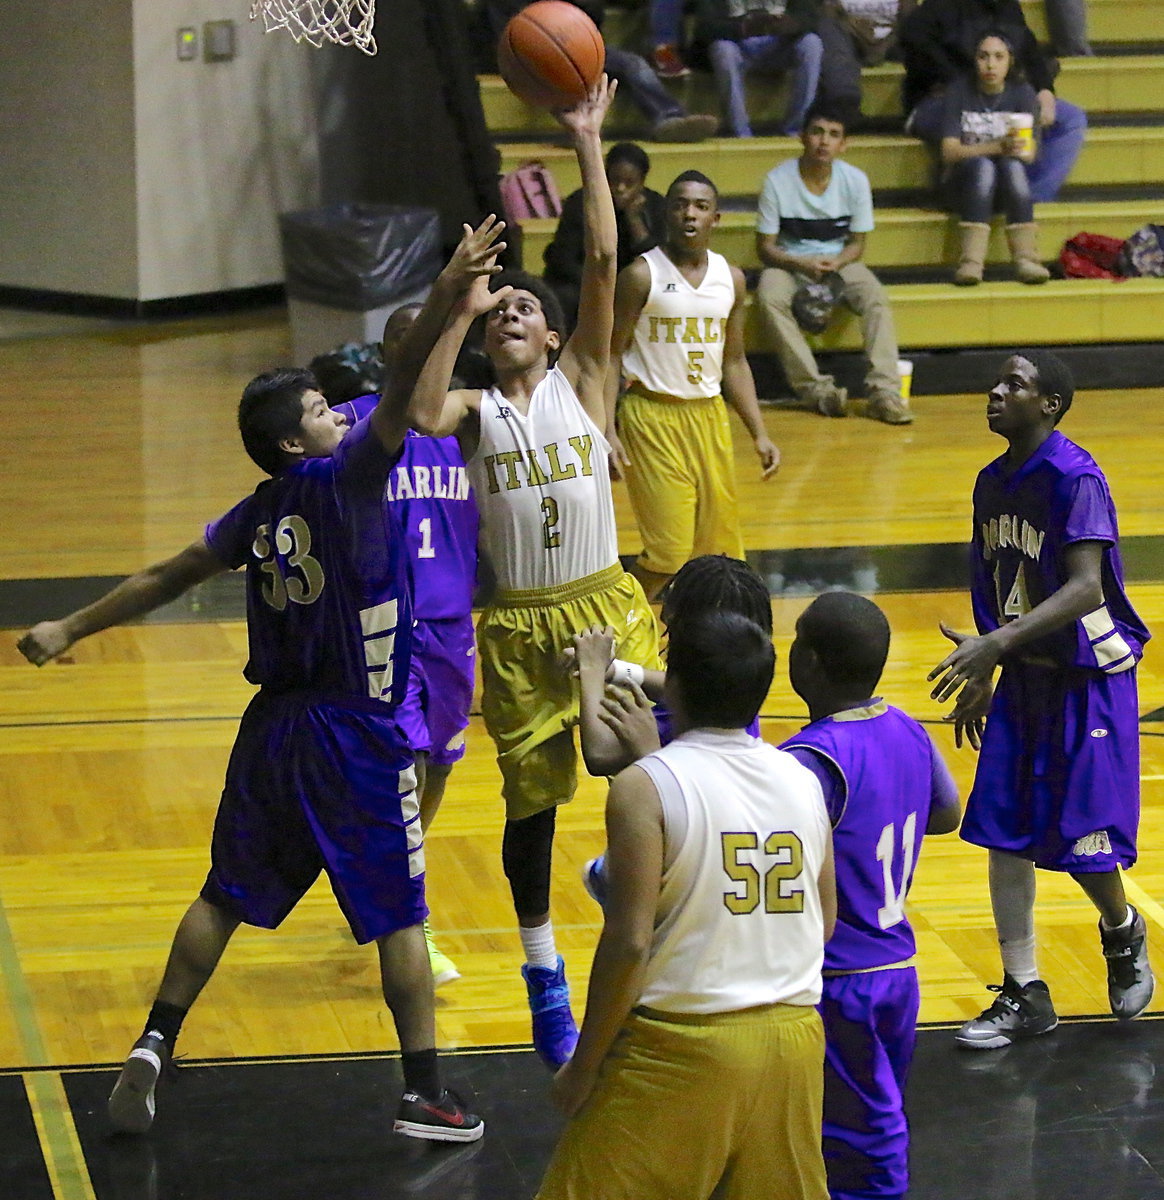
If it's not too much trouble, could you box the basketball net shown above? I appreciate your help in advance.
[249,0,377,55]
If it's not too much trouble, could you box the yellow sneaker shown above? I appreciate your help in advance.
[425,920,460,987]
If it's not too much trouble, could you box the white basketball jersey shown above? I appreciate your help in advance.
[468,367,618,593]
[636,730,830,1014]
[621,246,736,400]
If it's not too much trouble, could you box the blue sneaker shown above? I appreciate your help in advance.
[582,855,607,908]
[522,956,579,1069]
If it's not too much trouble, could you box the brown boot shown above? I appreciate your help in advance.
[1006,222,1051,284]
[954,222,991,286]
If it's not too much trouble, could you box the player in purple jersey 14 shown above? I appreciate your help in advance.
[783,591,961,1200]
[329,304,480,990]
[16,218,509,1142]
[929,349,1154,1049]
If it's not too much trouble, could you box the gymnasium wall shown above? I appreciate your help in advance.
[0,0,319,302]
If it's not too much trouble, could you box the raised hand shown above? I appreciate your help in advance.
[554,75,617,140]
[17,620,72,667]
[441,214,507,290]
[572,625,616,677]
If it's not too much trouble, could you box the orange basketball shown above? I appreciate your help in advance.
[498,2,606,111]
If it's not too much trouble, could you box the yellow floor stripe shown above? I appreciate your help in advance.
[1122,875,1164,932]
[24,1071,96,1200]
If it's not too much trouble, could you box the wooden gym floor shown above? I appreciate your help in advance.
[0,311,1162,1197]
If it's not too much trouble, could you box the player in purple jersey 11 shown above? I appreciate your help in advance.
[929,349,1154,1049]
[15,219,509,1142]
[783,592,961,1200]
[328,303,481,989]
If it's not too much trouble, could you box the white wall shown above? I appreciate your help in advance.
[0,0,320,301]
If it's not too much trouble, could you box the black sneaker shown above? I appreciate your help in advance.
[1101,907,1155,1020]
[955,975,1059,1050]
[108,1032,171,1133]
[393,1089,484,1143]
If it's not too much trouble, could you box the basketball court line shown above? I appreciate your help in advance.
[23,1072,95,1200]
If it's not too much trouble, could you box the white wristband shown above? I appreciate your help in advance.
[609,659,645,687]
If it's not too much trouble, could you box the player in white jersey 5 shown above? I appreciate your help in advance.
[609,170,780,600]
[409,76,661,1072]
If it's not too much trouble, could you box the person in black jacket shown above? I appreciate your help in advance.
[899,0,1086,201]
[544,142,667,330]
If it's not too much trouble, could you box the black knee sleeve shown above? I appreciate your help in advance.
[502,807,557,918]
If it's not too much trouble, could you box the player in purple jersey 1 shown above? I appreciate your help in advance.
[330,304,480,989]
[929,349,1154,1049]
[782,592,961,1200]
[15,219,508,1141]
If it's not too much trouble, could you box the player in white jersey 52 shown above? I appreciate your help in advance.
[609,170,780,601]
[409,76,661,1072]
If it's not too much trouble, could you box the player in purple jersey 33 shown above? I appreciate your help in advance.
[929,349,1154,1049]
[331,304,480,989]
[16,219,509,1142]
[783,592,961,1200]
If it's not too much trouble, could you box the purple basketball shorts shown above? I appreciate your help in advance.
[393,615,475,766]
[820,966,919,1200]
[201,690,426,944]
[961,662,1140,871]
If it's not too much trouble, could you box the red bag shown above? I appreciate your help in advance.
[1059,232,1124,279]
[498,160,562,223]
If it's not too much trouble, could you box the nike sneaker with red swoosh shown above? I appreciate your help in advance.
[394,1088,485,1142]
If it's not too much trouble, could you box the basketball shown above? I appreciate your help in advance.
[497,1,606,111]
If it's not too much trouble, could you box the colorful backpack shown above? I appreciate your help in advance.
[1059,232,1124,280]
[1117,224,1164,278]
[498,160,563,223]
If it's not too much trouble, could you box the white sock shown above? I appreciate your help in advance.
[520,920,559,970]
[1101,906,1134,932]
[989,851,1039,985]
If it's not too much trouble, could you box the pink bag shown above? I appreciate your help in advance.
[499,160,562,222]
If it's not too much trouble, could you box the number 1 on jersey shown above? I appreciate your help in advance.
[417,517,435,559]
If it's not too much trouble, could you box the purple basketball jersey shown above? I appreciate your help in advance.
[971,432,1150,672]
[205,417,412,705]
[782,702,949,973]
[653,702,761,745]
[339,396,478,619]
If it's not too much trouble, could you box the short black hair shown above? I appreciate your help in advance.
[238,367,317,475]
[667,610,775,728]
[801,101,854,136]
[666,170,719,204]
[797,591,890,692]
[606,141,650,178]
[1014,348,1075,421]
[661,555,772,634]
[491,270,567,346]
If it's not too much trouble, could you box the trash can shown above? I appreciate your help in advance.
[279,204,442,365]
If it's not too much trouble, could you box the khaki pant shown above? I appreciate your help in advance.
[755,262,901,404]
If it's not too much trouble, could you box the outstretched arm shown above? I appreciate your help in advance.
[18,539,228,666]
[556,76,619,424]
[722,268,780,480]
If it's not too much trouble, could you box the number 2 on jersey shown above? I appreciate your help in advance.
[541,496,561,549]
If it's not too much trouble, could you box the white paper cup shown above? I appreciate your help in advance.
[897,358,913,401]
[1006,112,1035,160]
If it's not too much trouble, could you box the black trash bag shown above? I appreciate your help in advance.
[279,204,442,311]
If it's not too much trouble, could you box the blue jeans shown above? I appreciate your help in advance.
[944,155,1034,224]
[911,93,1087,203]
[605,46,684,125]
[649,0,684,45]
[709,33,824,137]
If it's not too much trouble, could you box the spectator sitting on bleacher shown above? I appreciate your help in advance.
[941,32,1051,286]
[1045,0,1092,57]
[754,103,912,425]
[481,0,718,141]
[899,0,1086,202]
[544,142,667,329]
[693,0,824,137]
[815,0,917,128]
[648,0,693,77]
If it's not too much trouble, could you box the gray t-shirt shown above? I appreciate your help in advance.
[940,75,1038,145]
